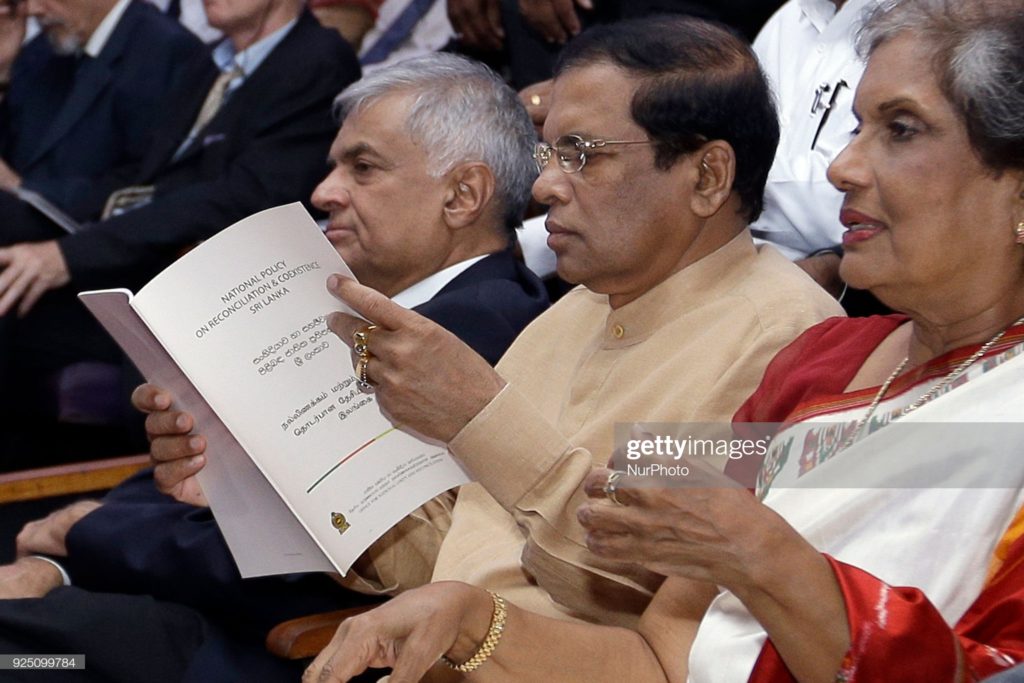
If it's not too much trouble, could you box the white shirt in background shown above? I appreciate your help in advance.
[750,0,877,260]
[359,0,453,74]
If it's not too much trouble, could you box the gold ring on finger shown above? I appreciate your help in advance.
[355,356,374,394]
[352,324,377,357]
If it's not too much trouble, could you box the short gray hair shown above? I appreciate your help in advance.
[334,53,538,233]
[858,0,1024,172]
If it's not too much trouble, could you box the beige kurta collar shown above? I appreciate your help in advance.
[601,230,758,348]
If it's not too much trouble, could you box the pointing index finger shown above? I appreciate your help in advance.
[325,274,412,331]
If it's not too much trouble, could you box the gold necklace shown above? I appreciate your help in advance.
[837,314,1024,453]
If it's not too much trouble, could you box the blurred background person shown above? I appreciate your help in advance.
[0,0,200,217]
[0,0,359,468]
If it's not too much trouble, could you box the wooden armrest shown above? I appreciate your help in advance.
[266,603,383,659]
[0,454,150,503]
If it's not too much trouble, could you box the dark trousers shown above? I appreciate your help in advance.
[0,587,308,682]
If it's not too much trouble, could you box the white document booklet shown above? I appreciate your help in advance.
[78,203,469,578]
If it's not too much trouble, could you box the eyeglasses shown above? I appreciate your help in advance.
[533,134,654,174]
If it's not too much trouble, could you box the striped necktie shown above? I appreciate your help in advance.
[188,65,243,138]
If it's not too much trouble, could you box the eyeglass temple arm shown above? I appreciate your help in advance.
[585,139,653,149]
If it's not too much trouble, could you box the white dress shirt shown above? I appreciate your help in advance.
[750,0,878,260]
[84,0,133,57]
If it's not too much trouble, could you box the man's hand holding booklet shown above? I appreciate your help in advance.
[78,203,469,578]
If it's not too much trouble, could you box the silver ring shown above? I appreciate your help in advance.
[603,470,626,506]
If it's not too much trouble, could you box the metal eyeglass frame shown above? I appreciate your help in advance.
[533,134,654,174]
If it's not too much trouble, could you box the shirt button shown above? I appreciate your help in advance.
[612,324,625,339]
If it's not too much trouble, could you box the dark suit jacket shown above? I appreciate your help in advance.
[0,1,201,214]
[61,249,548,634]
[416,248,550,365]
[57,10,361,291]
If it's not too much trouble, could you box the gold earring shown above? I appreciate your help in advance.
[1016,221,1024,245]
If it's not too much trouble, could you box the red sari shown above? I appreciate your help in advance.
[735,316,1024,682]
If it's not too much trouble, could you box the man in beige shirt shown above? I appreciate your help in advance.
[151,15,841,633]
[306,15,842,629]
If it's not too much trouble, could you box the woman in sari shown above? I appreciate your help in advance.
[303,0,1024,681]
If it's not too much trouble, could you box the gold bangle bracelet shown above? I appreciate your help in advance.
[442,591,508,673]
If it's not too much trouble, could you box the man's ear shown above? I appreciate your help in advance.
[689,141,736,219]
[1013,173,1024,241]
[443,163,496,230]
